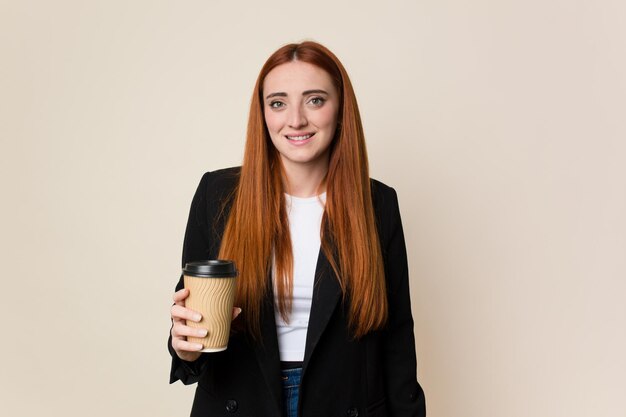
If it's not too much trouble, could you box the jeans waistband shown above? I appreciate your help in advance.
[281,367,302,386]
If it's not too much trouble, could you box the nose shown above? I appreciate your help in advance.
[287,105,307,129]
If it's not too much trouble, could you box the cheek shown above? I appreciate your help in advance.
[315,105,339,129]
[264,110,283,135]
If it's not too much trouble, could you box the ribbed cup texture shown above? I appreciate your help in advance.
[184,275,237,350]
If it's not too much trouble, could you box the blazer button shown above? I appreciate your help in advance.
[225,399,238,413]
[347,407,359,417]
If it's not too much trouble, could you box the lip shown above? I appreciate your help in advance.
[284,132,316,145]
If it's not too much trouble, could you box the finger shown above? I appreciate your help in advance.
[173,322,208,338]
[171,304,202,322]
[173,338,204,352]
[232,307,242,320]
[172,288,190,305]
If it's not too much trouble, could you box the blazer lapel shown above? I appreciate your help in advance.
[302,248,342,376]
[251,248,342,406]
[252,280,283,414]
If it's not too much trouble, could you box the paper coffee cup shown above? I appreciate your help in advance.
[183,260,238,352]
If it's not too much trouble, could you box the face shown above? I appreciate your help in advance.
[263,60,340,173]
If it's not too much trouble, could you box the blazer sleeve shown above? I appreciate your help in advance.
[168,172,213,385]
[382,187,426,416]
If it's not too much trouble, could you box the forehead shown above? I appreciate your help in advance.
[263,61,336,94]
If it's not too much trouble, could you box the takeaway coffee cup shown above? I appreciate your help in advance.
[183,260,238,352]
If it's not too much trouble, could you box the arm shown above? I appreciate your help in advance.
[382,188,426,416]
[168,172,212,385]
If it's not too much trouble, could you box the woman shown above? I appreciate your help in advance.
[169,41,426,417]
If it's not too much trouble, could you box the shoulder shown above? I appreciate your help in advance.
[370,177,400,215]
[369,178,404,248]
[199,166,241,190]
[194,167,241,201]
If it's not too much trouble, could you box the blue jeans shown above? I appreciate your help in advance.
[281,367,302,417]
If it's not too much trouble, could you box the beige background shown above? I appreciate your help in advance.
[1,0,625,416]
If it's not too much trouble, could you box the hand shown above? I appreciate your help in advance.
[170,288,242,362]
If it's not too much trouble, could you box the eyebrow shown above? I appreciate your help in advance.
[265,89,329,100]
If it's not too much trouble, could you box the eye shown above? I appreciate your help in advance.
[269,101,285,109]
[308,96,326,107]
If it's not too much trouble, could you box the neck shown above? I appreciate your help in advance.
[280,157,329,198]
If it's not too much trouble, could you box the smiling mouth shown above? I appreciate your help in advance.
[285,133,315,141]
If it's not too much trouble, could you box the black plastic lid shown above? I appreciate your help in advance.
[183,260,238,278]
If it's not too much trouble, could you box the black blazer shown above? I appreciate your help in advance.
[169,167,426,417]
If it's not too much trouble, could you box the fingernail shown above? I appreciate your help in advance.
[193,313,202,322]
[195,344,204,350]
[197,329,208,337]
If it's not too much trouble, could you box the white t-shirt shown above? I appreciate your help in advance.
[274,192,326,362]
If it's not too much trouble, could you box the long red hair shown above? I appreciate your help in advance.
[219,41,387,339]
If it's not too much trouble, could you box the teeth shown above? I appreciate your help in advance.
[287,134,312,141]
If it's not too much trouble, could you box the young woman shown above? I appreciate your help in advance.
[169,41,426,417]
